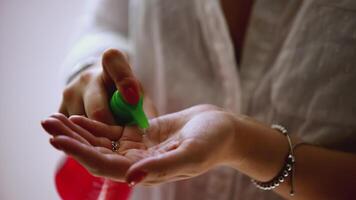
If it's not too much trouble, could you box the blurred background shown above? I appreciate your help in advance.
[0,0,85,199]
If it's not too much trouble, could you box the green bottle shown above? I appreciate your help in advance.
[109,90,149,132]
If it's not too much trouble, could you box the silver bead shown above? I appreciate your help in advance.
[288,154,295,163]
[286,164,292,171]
[283,170,289,177]
[279,177,285,182]
[274,181,280,187]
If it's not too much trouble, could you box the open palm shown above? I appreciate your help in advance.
[42,105,238,186]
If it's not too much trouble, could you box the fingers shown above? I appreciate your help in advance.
[42,113,112,149]
[56,113,113,149]
[69,115,123,141]
[102,49,141,105]
[41,116,89,145]
[51,135,130,180]
[69,115,147,154]
[125,141,198,186]
[83,76,116,125]
[59,66,116,125]
[59,49,144,125]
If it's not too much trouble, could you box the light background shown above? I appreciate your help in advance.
[0,0,85,199]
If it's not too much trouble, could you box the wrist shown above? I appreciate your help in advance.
[223,114,251,168]
[216,112,248,167]
[227,116,290,182]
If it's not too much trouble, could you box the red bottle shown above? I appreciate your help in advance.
[55,157,131,200]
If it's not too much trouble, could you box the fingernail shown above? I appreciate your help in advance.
[121,85,140,105]
[127,170,147,187]
[50,138,62,150]
[41,119,48,125]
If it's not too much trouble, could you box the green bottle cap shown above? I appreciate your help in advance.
[109,90,149,131]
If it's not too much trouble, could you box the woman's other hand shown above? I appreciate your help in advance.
[59,49,157,124]
[125,104,242,186]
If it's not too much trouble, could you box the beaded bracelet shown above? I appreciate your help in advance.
[251,124,295,196]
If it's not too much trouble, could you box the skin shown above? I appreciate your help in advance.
[58,48,158,157]
[59,49,157,123]
[42,104,356,200]
[42,105,228,182]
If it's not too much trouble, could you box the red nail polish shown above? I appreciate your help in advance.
[50,138,62,150]
[121,85,140,105]
[127,170,147,187]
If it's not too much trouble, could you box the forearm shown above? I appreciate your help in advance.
[276,145,356,199]
[228,115,356,199]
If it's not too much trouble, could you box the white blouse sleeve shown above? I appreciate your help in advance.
[62,0,130,84]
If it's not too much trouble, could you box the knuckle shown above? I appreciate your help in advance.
[89,107,108,120]
[62,86,75,101]
[78,70,94,84]
[68,115,83,123]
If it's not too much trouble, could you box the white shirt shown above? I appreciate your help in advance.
[64,0,356,199]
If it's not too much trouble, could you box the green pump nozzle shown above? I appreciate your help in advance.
[109,90,149,132]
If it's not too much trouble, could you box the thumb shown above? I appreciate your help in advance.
[125,144,192,186]
[102,49,141,105]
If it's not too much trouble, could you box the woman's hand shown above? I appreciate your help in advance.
[42,103,287,187]
[41,113,153,182]
[42,106,356,200]
[59,49,157,124]
[125,104,242,186]
[41,105,241,185]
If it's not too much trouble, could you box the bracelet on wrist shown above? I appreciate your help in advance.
[251,124,296,196]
